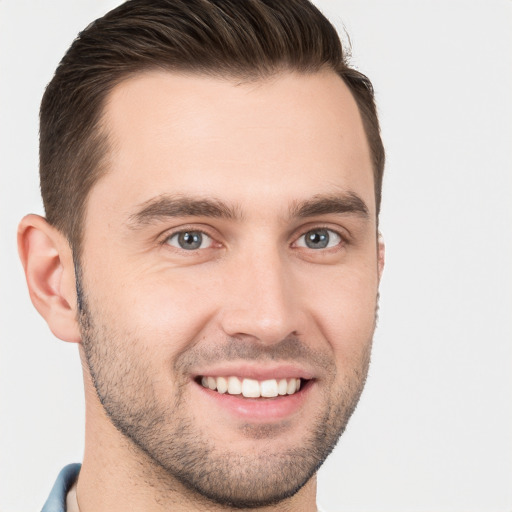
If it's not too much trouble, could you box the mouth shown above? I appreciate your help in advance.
[196,375,309,398]
[191,365,316,422]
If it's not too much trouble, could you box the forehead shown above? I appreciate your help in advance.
[91,69,374,223]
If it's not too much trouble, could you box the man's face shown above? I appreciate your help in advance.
[78,70,382,507]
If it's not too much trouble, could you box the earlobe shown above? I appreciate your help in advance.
[377,231,385,280]
[17,214,81,343]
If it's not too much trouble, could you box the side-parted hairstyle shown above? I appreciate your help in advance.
[40,0,384,256]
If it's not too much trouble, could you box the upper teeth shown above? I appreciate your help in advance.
[200,376,302,398]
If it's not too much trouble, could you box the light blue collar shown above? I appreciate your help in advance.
[41,464,81,512]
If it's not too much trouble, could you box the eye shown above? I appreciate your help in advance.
[165,231,213,250]
[295,228,342,250]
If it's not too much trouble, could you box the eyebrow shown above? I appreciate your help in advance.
[290,192,370,220]
[127,195,241,228]
[127,191,369,229]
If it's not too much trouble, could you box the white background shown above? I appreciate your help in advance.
[1,1,511,511]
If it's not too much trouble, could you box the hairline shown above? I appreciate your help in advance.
[69,64,379,260]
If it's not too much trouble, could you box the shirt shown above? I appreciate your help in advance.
[41,464,81,512]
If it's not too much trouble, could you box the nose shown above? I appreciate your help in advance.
[219,248,305,345]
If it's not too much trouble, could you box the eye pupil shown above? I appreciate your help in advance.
[305,229,329,249]
[178,231,202,250]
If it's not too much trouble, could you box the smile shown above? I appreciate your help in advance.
[199,376,303,398]
[192,369,315,421]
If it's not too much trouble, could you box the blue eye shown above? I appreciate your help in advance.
[296,228,341,249]
[166,231,213,250]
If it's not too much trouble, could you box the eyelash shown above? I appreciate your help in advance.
[160,225,348,253]
[164,230,215,251]
[293,227,345,251]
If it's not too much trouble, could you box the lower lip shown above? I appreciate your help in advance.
[193,380,313,422]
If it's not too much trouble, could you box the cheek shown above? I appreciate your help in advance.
[307,266,378,361]
[93,266,222,355]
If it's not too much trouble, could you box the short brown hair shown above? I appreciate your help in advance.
[40,0,384,255]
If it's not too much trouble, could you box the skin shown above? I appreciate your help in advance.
[18,69,384,511]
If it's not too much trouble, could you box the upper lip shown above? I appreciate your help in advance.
[191,363,316,381]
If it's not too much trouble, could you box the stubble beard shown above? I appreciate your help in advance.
[77,273,374,509]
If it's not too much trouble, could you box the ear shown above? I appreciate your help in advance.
[17,214,81,343]
[377,231,385,281]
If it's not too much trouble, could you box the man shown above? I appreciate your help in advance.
[18,0,385,510]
